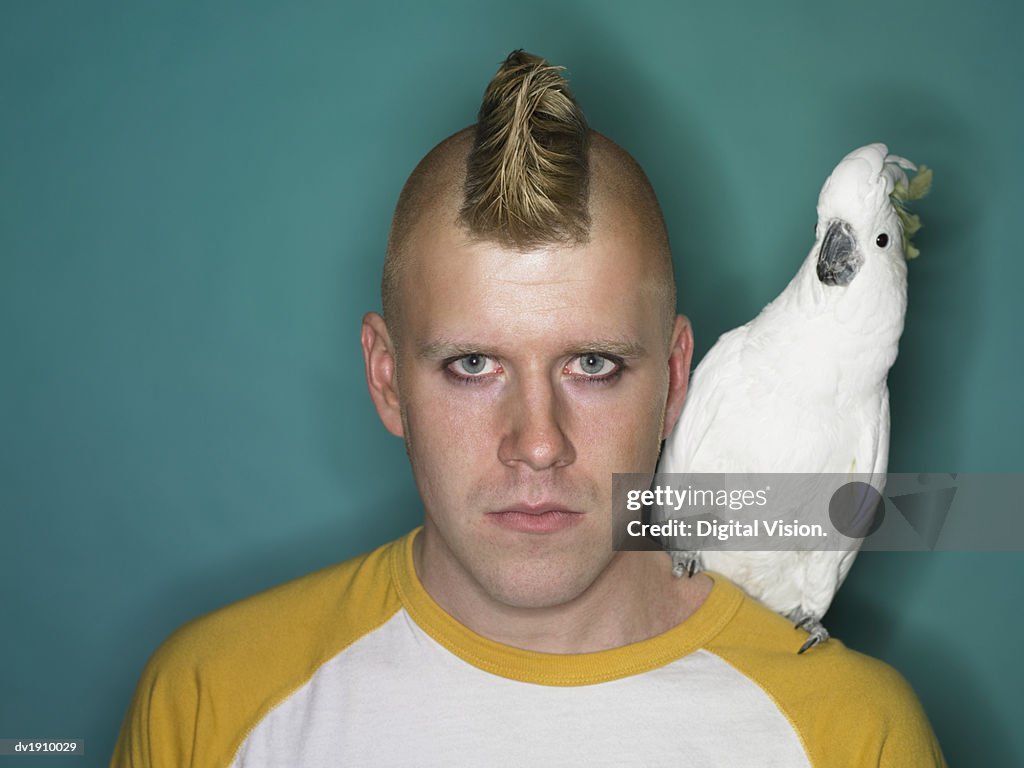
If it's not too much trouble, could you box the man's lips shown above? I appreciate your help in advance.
[486,503,584,534]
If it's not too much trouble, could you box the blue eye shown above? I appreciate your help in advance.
[566,353,621,380]
[445,354,501,382]
[460,354,487,374]
[580,353,608,375]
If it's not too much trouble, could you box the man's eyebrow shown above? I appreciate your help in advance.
[416,340,495,359]
[563,339,648,358]
[415,338,648,359]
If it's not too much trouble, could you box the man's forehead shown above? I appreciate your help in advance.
[406,219,648,297]
[398,238,659,360]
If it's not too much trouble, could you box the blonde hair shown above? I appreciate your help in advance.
[459,50,590,248]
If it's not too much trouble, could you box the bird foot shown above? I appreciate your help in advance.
[670,553,702,578]
[790,613,830,654]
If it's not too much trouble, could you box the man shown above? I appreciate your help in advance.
[112,50,945,766]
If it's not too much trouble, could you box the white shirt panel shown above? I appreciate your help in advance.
[231,608,809,767]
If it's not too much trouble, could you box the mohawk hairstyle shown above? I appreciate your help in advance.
[459,50,591,248]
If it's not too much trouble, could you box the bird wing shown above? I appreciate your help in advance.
[659,324,753,475]
[797,388,890,618]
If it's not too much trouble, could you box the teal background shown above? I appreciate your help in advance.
[2,0,1022,764]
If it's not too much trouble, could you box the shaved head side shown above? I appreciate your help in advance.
[382,50,676,345]
[382,128,471,336]
[588,132,676,339]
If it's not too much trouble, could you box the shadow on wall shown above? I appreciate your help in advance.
[829,552,1016,764]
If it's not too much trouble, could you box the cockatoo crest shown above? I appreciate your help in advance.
[891,162,933,260]
[818,143,932,262]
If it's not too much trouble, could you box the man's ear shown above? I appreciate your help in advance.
[361,312,405,438]
[661,314,694,440]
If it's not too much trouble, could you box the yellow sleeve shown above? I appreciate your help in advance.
[109,643,202,768]
[705,574,946,767]
[877,672,947,767]
[109,538,403,768]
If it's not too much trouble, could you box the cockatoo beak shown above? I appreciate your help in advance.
[816,220,861,286]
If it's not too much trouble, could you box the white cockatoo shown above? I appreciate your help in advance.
[658,143,931,652]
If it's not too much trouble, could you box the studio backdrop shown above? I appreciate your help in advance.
[2,1,1022,765]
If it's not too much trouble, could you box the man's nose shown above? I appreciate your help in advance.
[497,375,575,471]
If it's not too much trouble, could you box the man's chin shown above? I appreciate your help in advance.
[481,556,614,611]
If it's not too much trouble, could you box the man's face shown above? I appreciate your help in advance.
[367,204,688,611]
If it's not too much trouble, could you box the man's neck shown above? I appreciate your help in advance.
[413,531,712,654]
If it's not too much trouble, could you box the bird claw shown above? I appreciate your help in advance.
[670,553,701,578]
[793,615,830,654]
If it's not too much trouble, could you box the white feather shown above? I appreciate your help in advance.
[658,143,912,623]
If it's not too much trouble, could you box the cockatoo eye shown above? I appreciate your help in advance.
[875,233,889,248]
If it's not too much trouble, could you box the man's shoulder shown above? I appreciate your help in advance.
[708,576,908,692]
[705,574,946,766]
[158,535,401,669]
[111,534,409,768]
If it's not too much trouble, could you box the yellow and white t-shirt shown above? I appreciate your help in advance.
[111,529,946,767]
